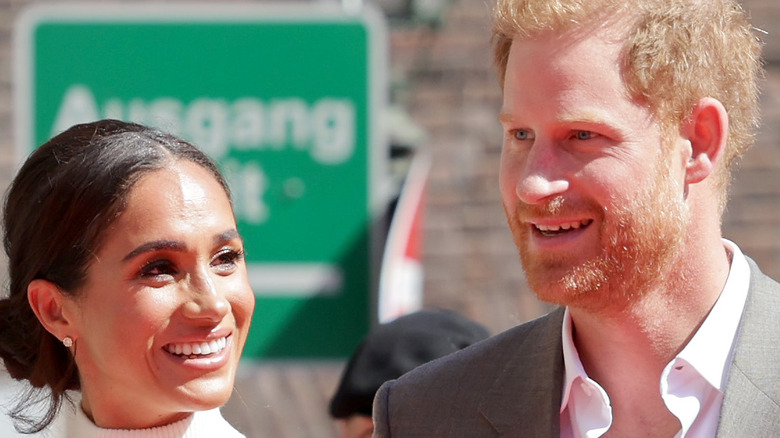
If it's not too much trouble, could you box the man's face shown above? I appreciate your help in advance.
[498,26,690,313]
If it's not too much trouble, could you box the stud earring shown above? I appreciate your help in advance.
[62,336,73,347]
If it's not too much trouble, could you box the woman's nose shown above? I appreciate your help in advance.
[181,268,230,323]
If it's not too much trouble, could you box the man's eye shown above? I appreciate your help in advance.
[574,130,597,140]
[513,129,534,140]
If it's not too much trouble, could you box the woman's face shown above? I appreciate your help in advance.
[62,160,255,429]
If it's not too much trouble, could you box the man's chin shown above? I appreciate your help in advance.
[525,256,668,314]
[528,279,594,307]
[523,260,621,309]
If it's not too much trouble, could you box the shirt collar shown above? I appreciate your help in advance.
[671,238,750,390]
[559,238,750,410]
[560,306,583,413]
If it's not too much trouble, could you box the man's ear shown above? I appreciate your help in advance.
[682,97,728,185]
[27,279,75,341]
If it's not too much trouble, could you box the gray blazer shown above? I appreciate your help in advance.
[373,259,780,437]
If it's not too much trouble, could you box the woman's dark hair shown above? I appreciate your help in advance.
[0,119,231,433]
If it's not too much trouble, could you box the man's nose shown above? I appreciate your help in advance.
[515,141,570,205]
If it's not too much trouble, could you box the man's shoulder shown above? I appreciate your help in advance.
[718,256,780,436]
[372,308,566,436]
[390,307,565,393]
[747,256,780,293]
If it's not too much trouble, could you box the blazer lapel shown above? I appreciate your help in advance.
[717,258,780,436]
[478,308,565,438]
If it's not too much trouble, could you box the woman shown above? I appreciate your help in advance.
[0,119,255,436]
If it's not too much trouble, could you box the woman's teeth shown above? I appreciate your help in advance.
[164,337,227,357]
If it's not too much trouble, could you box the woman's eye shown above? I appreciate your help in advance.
[211,248,246,273]
[139,259,177,280]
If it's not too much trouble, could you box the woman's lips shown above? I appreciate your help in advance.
[163,335,229,358]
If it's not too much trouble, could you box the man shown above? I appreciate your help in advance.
[372,0,780,436]
[330,310,489,438]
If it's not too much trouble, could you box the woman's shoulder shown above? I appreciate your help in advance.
[189,408,246,438]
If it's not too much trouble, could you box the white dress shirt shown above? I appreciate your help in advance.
[559,240,750,438]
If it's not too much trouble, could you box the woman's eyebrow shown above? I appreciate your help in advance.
[122,240,185,262]
[122,229,242,262]
[215,229,241,245]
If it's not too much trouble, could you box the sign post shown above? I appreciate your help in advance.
[15,3,388,358]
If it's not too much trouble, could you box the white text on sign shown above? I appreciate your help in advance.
[51,84,357,165]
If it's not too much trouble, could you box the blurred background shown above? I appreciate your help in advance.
[0,0,779,436]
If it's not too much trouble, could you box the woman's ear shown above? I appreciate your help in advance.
[27,279,74,341]
[683,97,729,185]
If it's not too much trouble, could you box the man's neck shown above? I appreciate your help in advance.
[570,237,730,363]
[567,237,731,435]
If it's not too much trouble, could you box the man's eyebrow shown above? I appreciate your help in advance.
[122,240,185,262]
[498,109,616,125]
[557,113,610,125]
[498,111,514,124]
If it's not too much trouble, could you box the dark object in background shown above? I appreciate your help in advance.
[329,309,490,418]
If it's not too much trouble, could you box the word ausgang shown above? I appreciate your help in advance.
[52,84,357,165]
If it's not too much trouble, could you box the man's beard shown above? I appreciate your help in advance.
[507,161,689,314]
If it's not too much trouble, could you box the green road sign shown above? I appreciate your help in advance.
[15,3,389,358]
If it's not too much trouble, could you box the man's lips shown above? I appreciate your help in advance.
[532,219,593,237]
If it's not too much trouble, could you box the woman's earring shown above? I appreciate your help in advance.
[62,336,74,347]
